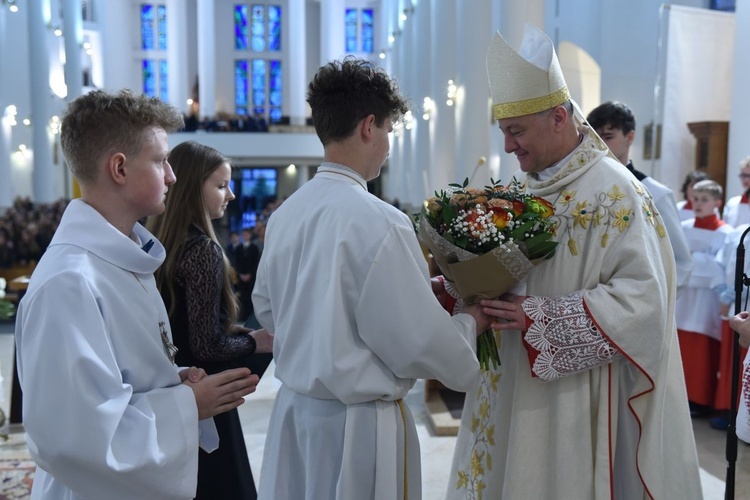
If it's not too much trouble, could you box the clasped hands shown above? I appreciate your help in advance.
[179,366,259,420]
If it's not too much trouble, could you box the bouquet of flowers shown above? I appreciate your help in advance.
[418,177,558,370]
[0,278,14,320]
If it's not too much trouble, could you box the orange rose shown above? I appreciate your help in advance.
[490,208,512,228]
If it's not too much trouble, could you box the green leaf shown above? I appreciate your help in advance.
[442,204,456,225]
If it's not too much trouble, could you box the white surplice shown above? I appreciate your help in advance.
[723,195,750,228]
[675,218,733,339]
[448,126,702,500]
[15,199,217,500]
[252,163,480,500]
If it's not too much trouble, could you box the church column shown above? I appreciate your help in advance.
[295,164,310,190]
[454,0,493,185]
[320,0,345,64]
[28,0,55,203]
[166,0,189,113]
[62,0,83,102]
[0,7,11,209]
[197,0,216,118]
[287,0,307,126]
[430,0,456,191]
[492,0,546,181]
[412,0,431,206]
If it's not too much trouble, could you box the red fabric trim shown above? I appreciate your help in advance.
[582,298,656,500]
[742,193,749,204]
[684,200,693,210]
[521,313,540,378]
[693,214,725,230]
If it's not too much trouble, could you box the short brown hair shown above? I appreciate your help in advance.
[60,90,184,184]
[692,179,723,200]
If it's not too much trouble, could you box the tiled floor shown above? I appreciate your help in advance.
[1,323,748,499]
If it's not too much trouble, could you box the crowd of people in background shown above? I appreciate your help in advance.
[0,197,69,269]
[182,112,270,133]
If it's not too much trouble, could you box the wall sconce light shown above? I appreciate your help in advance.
[53,25,63,37]
[446,80,457,107]
[3,105,17,126]
[22,118,30,126]
[2,0,19,13]
[378,50,386,60]
[422,97,434,121]
[49,115,61,135]
[404,110,414,131]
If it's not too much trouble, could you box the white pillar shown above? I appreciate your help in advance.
[0,7,10,209]
[295,164,310,190]
[454,0,493,187]
[412,0,431,205]
[28,0,55,203]
[494,0,545,182]
[320,0,345,64]
[430,0,456,191]
[167,0,189,113]
[726,0,750,198]
[197,0,216,118]
[288,0,307,126]
[62,0,83,102]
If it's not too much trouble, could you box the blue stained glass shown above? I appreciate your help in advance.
[252,59,266,109]
[141,4,154,50]
[251,5,265,52]
[235,5,248,50]
[269,60,282,106]
[345,8,357,53]
[361,9,373,53]
[142,59,156,97]
[157,5,167,50]
[159,60,168,101]
[269,107,282,123]
[268,5,281,51]
[235,60,248,115]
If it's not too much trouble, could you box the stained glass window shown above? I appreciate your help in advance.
[235,60,249,115]
[361,9,373,53]
[252,59,266,115]
[157,5,167,50]
[268,5,281,51]
[235,5,248,50]
[345,8,357,53]
[269,60,282,123]
[251,5,265,52]
[159,60,168,101]
[143,59,156,97]
[141,4,154,50]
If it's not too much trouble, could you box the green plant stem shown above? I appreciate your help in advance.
[477,329,500,371]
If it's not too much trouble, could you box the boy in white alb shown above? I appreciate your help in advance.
[677,179,734,414]
[723,156,750,227]
[15,90,259,500]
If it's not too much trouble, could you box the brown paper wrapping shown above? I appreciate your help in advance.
[419,214,537,305]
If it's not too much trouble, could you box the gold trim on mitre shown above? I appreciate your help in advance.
[492,87,571,121]
[487,24,569,121]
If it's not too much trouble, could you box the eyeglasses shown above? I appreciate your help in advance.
[740,174,750,180]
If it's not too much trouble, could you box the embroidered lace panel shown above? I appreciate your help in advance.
[522,291,622,381]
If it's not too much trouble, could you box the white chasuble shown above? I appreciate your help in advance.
[448,127,702,500]
[16,199,216,500]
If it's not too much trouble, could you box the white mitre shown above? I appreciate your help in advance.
[486,24,570,120]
